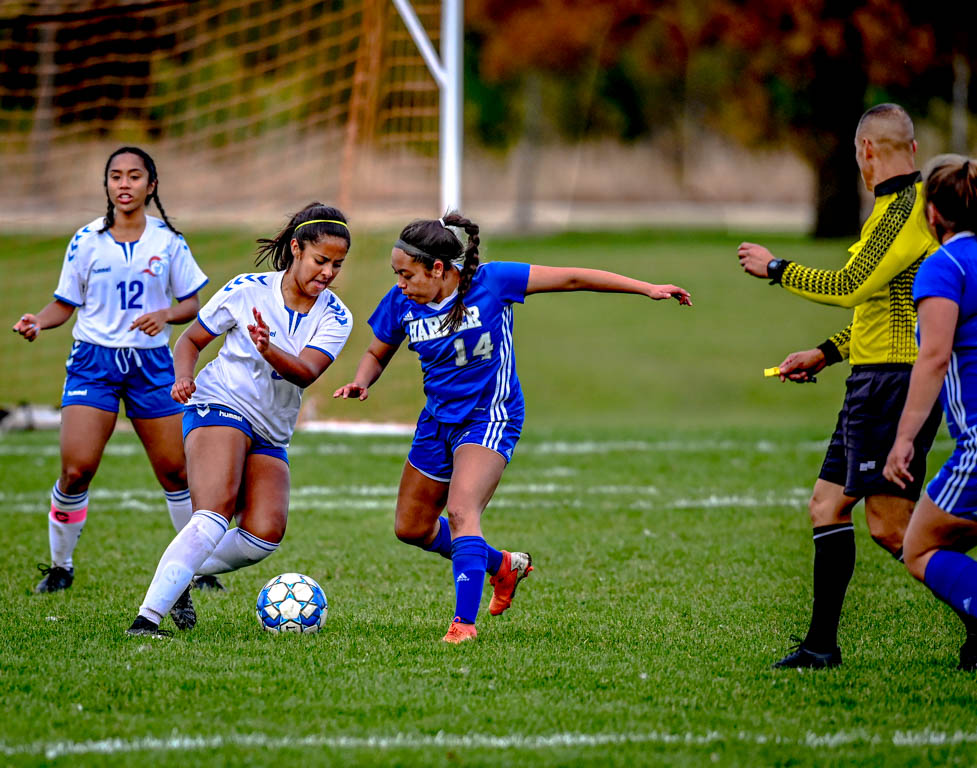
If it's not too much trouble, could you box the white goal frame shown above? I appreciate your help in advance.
[391,0,463,213]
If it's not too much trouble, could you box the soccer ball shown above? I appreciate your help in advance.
[256,572,328,634]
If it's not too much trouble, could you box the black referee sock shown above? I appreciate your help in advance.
[955,608,977,642]
[803,522,856,654]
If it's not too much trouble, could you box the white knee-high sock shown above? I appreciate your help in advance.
[138,510,228,624]
[197,528,280,575]
[164,488,193,531]
[49,481,88,569]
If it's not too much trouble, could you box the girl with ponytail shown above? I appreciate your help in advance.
[13,147,208,596]
[124,203,354,636]
[335,212,692,643]
[884,155,977,671]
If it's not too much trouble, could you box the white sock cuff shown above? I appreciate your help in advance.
[164,488,191,502]
[237,528,280,554]
[191,510,229,541]
[52,482,88,512]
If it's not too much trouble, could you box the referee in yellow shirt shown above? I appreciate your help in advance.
[738,103,946,668]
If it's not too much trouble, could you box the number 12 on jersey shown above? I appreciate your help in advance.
[116,280,144,310]
[453,332,494,366]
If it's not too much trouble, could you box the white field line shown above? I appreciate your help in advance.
[0,486,811,515]
[3,728,977,759]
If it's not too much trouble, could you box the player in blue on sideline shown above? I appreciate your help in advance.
[884,156,977,671]
[126,203,353,637]
[334,212,692,643]
[12,147,208,595]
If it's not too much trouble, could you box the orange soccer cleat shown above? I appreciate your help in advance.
[488,551,533,616]
[442,617,478,644]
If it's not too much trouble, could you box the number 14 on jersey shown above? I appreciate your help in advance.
[453,332,494,366]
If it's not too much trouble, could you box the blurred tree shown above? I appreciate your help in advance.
[712,0,935,236]
[466,0,945,238]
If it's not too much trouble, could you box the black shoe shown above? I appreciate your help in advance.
[192,574,226,592]
[169,586,197,631]
[35,564,74,593]
[958,636,977,671]
[126,615,172,638]
[773,635,842,669]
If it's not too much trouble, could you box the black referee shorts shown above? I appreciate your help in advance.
[819,364,943,500]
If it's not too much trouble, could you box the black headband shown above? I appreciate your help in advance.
[395,239,439,261]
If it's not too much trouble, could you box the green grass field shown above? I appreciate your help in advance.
[3,230,976,766]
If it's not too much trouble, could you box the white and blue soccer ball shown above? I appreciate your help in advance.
[256,572,328,634]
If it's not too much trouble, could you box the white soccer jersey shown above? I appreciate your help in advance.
[191,270,353,446]
[54,216,208,349]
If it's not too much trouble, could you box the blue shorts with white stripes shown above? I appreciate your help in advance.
[927,436,977,519]
[407,408,523,483]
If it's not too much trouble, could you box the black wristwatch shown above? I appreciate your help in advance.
[767,258,790,284]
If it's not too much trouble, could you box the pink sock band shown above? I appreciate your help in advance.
[50,504,87,524]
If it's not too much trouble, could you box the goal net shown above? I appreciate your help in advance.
[0,0,441,226]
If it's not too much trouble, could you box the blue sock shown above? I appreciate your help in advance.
[486,544,503,575]
[924,550,977,618]
[422,517,452,560]
[423,517,503,574]
[451,536,488,624]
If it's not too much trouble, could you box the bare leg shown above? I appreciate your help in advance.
[864,494,915,557]
[394,461,449,547]
[58,405,118,495]
[131,413,187,492]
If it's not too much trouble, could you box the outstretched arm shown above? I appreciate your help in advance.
[738,191,927,308]
[883,297,956,489]
[11,299,76,342]
[525,266,691,304]
[333,336,401,401]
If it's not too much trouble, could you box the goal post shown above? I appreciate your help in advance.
[391,0,463,214]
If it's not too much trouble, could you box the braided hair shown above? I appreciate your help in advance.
[396,212,480,332]
[255,202,350,271]
[98,146,181,235]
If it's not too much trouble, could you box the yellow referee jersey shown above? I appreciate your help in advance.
[780,172,937,366]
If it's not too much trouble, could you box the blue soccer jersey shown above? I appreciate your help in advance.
[54,216,208,349]
[369,261,531,423]
[913,232,977,440]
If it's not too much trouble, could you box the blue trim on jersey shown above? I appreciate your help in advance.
[305,344,335,360]
[197,314,220,337]
[54,293,83,307]
[176,278,209,302]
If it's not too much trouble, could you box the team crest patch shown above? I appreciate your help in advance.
[142,255,165,277]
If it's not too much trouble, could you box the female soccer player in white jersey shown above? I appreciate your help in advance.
[334,213,691,642]
[12,146,208,595]
[125,203,353,636]
[884,156,977,671]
